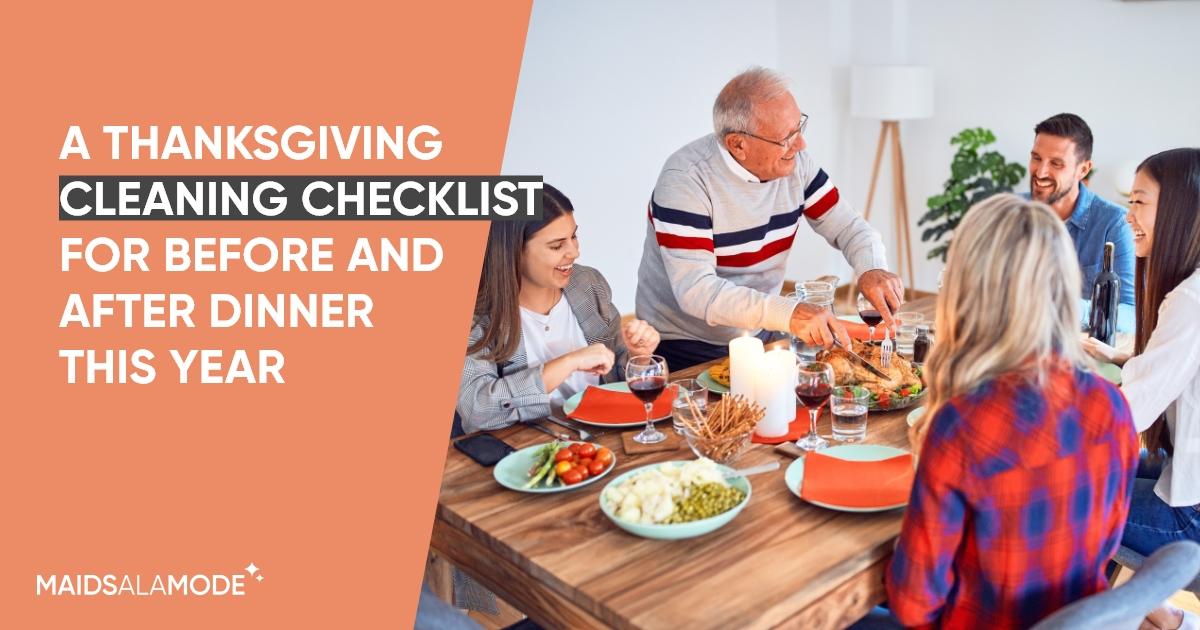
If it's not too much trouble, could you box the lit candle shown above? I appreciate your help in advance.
[729,334,764,399]
[754,348,795,438]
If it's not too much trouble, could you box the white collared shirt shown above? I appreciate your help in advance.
[717,145,760,183]
[1121,267,1200,506]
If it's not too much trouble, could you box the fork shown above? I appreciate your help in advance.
[880,327,894,368]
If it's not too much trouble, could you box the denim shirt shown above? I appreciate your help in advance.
[1022,183,1136,305]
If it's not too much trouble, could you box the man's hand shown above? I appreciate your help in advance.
[790,303,850,348]
[858,269,905,331]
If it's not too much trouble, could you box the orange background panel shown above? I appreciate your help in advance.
[0,1,532,627]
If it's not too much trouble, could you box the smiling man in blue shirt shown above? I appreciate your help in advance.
[1023,114,1136,310]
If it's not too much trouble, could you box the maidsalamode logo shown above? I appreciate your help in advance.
[36,563,264,596]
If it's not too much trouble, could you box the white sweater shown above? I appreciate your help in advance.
[1121,267,1200,507]
[635,134,887,345]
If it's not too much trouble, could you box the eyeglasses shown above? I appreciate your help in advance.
[737,113,808,148]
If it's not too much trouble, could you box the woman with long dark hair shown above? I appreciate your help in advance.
[1084,149,1200,556]
[456,184,659,434]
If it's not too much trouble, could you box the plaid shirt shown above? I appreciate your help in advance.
[887,363,1139,630]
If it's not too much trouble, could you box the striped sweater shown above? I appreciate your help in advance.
[635,134,887,345]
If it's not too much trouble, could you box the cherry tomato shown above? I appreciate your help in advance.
[568,443,582,454]
[900,388,911,397]
[554,449,574,463]
[555,461,573,476]
[560,469,583,485]
[579,457,593,468]
[588,460,605,476]
[577,443,597,458]
[594,447,613,466]
[843,391,853,400]
[879,393,892,408]
[575,465,589,481]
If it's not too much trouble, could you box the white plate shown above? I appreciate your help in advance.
[785,444,911,512]
[696,370,730,394]
[494,442,615,493]
[563,382,672,428]
[907,406,924,427]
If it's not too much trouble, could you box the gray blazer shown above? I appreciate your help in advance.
[456,265,630,434]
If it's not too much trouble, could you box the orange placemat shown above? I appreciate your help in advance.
[799,451,914,508]
[751,413,804,444]
[842,321,884,341]
[567,385,676,425]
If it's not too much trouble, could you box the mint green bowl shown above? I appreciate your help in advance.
[598,461,752,540]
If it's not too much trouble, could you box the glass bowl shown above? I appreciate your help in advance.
[681,426,753,465]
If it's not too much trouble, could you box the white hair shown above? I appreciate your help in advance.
[712,67,793,139]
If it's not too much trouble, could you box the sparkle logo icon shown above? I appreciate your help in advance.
[245,563,263,583]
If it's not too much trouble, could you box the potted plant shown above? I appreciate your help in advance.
[919,128,1027,261]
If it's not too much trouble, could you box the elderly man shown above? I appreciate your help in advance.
[636,67,903,369]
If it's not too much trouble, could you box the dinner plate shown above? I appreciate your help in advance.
[785,444,910,512]
[599,461,751,539]
[562,382,672,428]
[1096,361,1122,385]
[696,370,730,394]
[494,442,615,493]
[907,406,924,427]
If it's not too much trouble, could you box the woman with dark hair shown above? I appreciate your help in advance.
[1084,149,1200,620]
[456,184,660,434]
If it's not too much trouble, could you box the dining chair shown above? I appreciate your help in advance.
[1028,540,1200,630]
[1111,544,1200,594]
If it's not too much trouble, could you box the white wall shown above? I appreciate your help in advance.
[503,0,1200,312]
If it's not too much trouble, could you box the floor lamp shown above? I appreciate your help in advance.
[846,66,934,306]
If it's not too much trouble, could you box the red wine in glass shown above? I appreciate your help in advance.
[629,376,667,404]
[795,383,832,409]
[859,310,884,327]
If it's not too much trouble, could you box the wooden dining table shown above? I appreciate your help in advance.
[431,296,1133,629]
[431,297,940,630]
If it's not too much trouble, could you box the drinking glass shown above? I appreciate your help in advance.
[831,386,870,442]
[857,293,883,344]
[671,378,708,434]
[627,355,669,444]
[788,281,835,360]
[894,312,925,358]
[795,361,834,451]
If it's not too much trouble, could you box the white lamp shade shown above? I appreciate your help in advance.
[851,66,935,120]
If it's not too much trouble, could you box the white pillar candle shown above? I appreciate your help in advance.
[754,348,794,438]
[729,334,764,400]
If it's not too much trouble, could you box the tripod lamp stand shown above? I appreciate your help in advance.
[849,65,934,299]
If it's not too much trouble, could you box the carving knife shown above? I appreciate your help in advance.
[831,339,891,380]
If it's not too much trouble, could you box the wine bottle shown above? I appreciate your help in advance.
[1089,242,1120,346]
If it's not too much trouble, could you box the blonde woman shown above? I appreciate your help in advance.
[874,194,1140,629]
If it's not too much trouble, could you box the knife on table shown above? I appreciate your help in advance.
[521,420,570,441]
[831,339,891,380]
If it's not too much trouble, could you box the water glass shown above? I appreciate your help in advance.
[831,386,870,442]
[671,378,708,434]
[894,312,925,358]
[788,281,835,360]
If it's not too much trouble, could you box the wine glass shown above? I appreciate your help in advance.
[857,293,883,345]
[627,355,669,444]
[795,361,834,451]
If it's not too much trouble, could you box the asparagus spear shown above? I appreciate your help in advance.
[524,442,563,488]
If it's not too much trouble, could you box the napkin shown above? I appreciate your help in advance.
[841,320,883,341]
[800,451,915,508]
[751,413,804,444]
[567,385,676,425]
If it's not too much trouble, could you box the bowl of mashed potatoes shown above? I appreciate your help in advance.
[599,459,751,540]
